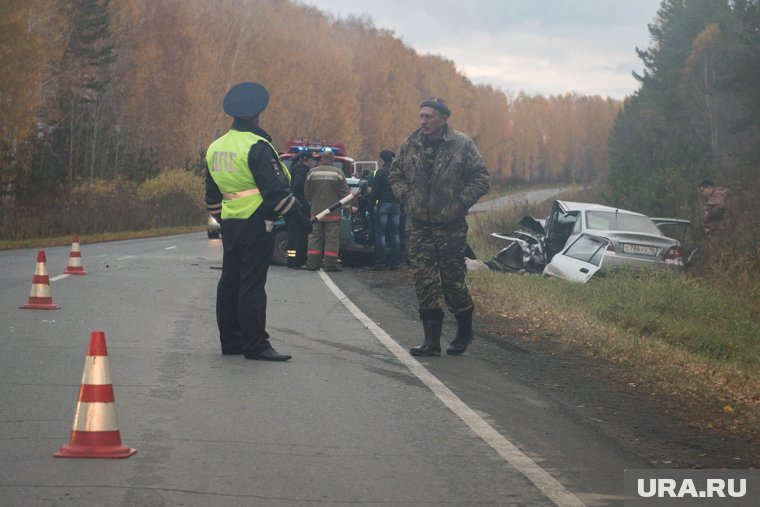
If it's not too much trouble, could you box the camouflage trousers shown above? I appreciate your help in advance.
[408,218,474,317]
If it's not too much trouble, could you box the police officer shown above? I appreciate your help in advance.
[388,97,489,356]
[205,82,312,361]
[286,150,313,268]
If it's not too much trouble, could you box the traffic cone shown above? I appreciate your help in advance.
[20,250,60,310]
[63,234,87,275]
[54,330,136,459]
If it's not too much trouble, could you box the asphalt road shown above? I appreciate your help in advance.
[0,233,751,506]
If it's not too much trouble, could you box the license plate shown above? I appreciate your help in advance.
[622,243,657,256]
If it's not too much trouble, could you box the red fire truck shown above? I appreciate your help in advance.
[280,137,355,176]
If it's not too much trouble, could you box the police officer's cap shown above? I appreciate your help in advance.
[223,82,269,118]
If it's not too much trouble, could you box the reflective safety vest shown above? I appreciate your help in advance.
[206,130,291,219]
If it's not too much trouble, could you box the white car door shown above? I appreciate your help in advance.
[543,234,609,283]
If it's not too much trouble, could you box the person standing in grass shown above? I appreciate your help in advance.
[698,179,730,262]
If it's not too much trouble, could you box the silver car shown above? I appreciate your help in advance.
[488,200,689,281]
[559,202,685,273]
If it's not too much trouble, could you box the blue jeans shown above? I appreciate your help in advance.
[374,202,401,268]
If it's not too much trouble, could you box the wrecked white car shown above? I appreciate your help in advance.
[483,200,690,283]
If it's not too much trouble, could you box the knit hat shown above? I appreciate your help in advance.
[420,97,451,116]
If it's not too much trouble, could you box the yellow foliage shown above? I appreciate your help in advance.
[138,168,204,202]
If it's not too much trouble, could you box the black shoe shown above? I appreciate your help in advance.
[245,348,292,361]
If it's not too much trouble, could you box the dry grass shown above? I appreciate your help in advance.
[464,184,760,457]
[466,255,760,457]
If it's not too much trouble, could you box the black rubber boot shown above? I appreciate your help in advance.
[410,309,443,357]
[446,308,474,355]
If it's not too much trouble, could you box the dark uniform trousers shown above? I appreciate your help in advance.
[286,206,310,268]
[218,213,274,355]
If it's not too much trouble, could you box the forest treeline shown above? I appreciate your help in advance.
[1,0,619,204]
[1,0,759,281]
[608,0,759,277]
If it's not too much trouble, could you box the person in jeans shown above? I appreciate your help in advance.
[371,150,401,270]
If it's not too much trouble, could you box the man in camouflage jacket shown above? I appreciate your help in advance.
[389,97,490,356]
[698,179,731,262]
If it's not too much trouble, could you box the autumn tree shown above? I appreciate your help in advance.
[2,0,621,206]
[0,0,60,200]
[609,0,733,216]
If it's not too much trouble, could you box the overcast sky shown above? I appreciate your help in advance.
[299,0,663,99]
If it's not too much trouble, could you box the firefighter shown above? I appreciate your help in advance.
[304,150,350,271]
[205,82,312,361]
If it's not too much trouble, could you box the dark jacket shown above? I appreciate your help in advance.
[371,162,398,205]
[289,161,310,207]
[388,124,489,224]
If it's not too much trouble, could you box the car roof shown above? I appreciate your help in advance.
[556,200,646,217]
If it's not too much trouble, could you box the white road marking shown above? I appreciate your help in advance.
[116,256,134,261]
[318,270,585,507]
[164,246,177,250]
[50,274,69,282]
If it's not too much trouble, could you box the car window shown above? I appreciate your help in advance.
[563,235,608,266]
[586,211,661,235]
[586,212,610,230]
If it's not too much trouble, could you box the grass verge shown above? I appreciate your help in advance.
[465,184,759,459]
[0,226,205,251]
[467,266,760,456]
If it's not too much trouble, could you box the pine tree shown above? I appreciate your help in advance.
[52,0,117,186]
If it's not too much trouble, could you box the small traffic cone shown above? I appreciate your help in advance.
[54,330,136,459]
[64,234,87,275]
[20,250,60,310]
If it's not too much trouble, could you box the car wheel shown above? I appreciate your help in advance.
[208,231,220,239]
[272,230,289,266]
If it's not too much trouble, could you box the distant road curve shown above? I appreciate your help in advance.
[471,185,574,213]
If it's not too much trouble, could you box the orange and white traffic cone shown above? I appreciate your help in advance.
[54,330,136,459]
[20,250,60,310]
[64,234,87,275]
